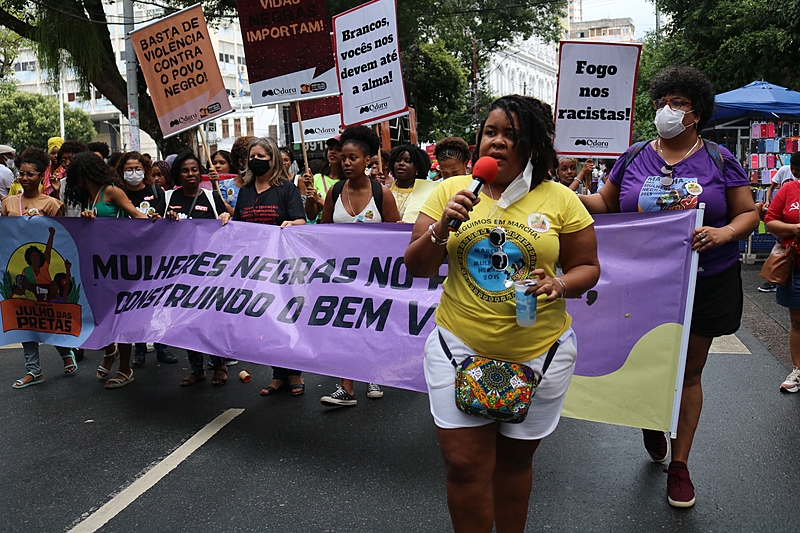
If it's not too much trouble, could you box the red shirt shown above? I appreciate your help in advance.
[765,179,800,247]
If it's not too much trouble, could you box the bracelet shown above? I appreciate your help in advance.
[573,177,582,182]
[429,223,449,245]
[726,225,737,240]
[554,277,567,300]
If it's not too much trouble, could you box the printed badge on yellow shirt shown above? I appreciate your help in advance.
[420,176,593,361]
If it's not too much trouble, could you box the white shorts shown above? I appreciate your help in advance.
[423,325,577,440]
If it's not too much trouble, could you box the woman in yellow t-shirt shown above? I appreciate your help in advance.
[387,144,431,219]
[404,95,600,532]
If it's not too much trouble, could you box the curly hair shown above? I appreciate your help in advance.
[19,148,50,174]
[242,137,290,187]
[475,95,556,187]
[649,65,716,131]
[169,151,203,187]
[65,152,122,207]
[57,140,89,165]
[231,136,257,171]
[116,151,154,186]
[340,125,380,156]
[210,149,236,173]
[87,142,110,160]
[24,246,44,266]
[152,160,173,189]
[388,144,431,181]
[434,137,471,163]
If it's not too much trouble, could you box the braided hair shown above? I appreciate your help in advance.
[474,95,556,187]
[434,137,471,164]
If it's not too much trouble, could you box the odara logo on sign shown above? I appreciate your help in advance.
[0,226,83,336]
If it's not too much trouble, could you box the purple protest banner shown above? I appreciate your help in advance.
[0,210,697,430]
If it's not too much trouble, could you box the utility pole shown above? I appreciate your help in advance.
[123,0,141,152]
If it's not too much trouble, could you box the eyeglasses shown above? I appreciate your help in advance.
[17,171,40,178]
[653,98,693,111]
[489,227,508,271]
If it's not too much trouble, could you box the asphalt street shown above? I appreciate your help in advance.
[0,264,797,533]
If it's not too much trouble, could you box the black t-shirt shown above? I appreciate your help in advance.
[233,179,305,225]
[165,188,227,219]
[125,185,166,217]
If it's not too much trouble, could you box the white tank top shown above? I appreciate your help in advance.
[333,195,383,223]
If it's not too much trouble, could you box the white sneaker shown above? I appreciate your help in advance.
[780,366,800,393]
[366,383,384,399]
[146,343,155,352]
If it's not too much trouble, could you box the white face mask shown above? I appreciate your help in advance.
[654,106,692,139]
[124,168,145,186]
[5,158,15,170]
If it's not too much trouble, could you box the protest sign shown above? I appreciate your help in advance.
[291,97,342,143]
[236,0,339,106]
[0,210,697,432]
[553,41,642,157]
[333,0,408,126]
[131,4,232,138]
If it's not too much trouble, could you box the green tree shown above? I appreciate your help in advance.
[646,0,800,92]
[0,28,24,81]
[0,85,95,149]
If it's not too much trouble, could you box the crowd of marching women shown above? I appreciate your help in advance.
[0,73,776,524]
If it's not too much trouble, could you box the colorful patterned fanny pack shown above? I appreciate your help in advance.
[438,332,559,424]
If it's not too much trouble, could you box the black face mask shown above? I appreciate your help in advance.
[248,158,271,176]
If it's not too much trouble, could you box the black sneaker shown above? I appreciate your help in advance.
[757,282,778,292]
[320,385,357,407]
[156,350,178,364]
[131,351,146,368]
[642,429,670,463]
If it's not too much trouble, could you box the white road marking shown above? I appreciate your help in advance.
[0,343,23,350]
[709,334,750,354]
[67,408,244,533]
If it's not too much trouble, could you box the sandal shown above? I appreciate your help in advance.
[212,368,227,387]
[62,351,78,376]
[13,372,44,389]
[180,372,206,387]
[289,378,305,396]
[105,369,134,389]
[260,380,287,396]
[96,347,120,380]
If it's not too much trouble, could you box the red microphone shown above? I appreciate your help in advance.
[448,156,499,231]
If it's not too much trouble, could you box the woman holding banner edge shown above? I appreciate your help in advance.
[405,95,600,532]
[580,65,758,508]
[232,137,307,397]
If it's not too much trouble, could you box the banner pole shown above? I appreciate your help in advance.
[197,123,220,195]
[670,203,704,438]
[295,101,310,173]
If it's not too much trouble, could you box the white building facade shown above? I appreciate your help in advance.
[485,34,559,107]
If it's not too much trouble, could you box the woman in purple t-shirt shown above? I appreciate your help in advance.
[582,66,759,509]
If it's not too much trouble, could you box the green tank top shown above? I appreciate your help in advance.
[92,184,123,218]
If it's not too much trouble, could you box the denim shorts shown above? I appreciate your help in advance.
[776,264,800,309]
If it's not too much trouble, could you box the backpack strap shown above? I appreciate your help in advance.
[203,188,219,218]
[330,179,346,211]
[619,140,650,177]
[702,140,725,176]
[371,179,384,220]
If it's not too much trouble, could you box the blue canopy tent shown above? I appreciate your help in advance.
[710,81,800,122]
[707,81,800,262]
